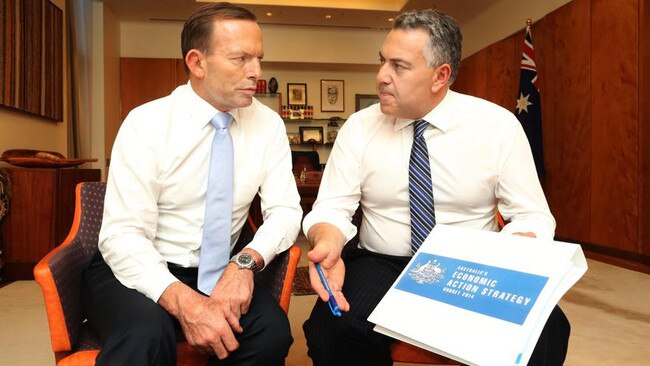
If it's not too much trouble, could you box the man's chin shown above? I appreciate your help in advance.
[379,103,396,116]
[235,96,254,108]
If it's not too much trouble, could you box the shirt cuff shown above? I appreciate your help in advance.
[302,209,358,243]
[137,266,180,302]
[245,235,292,271]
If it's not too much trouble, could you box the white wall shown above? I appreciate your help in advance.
[119,22,388,64]
[102,4,121,172]
[462,0,573,58]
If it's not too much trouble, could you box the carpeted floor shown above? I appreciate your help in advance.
[292,266,315,296]
[2,259,650,365]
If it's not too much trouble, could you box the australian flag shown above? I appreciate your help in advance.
[515,23,544,179]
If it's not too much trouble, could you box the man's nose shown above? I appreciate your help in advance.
[248,59,262,79]
[376,64,391,84]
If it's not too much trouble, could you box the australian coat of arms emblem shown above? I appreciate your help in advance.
[407,259,446,285]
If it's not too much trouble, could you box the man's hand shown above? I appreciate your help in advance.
[306,223,350,312]
[513,232,536,238]
[210,261,255,323]
[158,282,240,359]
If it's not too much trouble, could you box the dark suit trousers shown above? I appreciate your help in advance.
[82,253,292,366]
[303,248,570,366]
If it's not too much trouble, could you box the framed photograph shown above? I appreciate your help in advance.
[287,83,307,106]
[321,80,345,112]
[299,126,324,144]
[355,94,380,111]
[287,133,300,145]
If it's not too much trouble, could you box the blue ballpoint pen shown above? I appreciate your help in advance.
[314,263,342,317]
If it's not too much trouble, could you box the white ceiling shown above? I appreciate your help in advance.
[100,0,501,29]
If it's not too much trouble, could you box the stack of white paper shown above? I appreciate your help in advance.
[368,224,587,366]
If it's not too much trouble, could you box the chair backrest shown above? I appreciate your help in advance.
[34,181,300,356]
[291,150,321,175]
[304,170,323,182]
[34,181,106,353]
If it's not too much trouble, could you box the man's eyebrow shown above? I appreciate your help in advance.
[379,51,411,65]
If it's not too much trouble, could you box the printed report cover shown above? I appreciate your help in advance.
[368,224,587,366]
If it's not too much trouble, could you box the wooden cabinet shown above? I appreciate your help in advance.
[0,167,101,280]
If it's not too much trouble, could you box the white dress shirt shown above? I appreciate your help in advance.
[100,83,302,302]
[303,90,555,256]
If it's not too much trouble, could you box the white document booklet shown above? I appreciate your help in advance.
[368,224,587,366]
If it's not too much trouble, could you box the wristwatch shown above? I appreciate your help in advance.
[230,252,259,273]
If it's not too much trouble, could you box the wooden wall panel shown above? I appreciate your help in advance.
[547,0,592,243]
[120,58,178,121]
[485,35,518,110]
[453,48,488,98]
[119,58,191,123]
[640,0,650,260]
[176,59,189,85]
[590,0,639,252]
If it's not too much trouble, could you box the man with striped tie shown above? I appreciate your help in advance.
[302,9,570,366]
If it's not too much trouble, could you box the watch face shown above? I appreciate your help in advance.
[237,253,253,266]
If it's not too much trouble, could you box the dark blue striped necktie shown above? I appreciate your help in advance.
[409,119,436,253]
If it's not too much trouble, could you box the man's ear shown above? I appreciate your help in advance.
[185,49,205,79]
[431,63,452,93]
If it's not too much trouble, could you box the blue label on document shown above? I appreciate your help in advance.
[395,253,548,324]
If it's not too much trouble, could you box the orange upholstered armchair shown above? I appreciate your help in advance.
[33,181,301,365]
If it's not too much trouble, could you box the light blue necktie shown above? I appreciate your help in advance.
[409,119,436,253]
[198,112,234,295]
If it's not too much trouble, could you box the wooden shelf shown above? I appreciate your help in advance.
[283,118,345,123]
[290,142,334,146]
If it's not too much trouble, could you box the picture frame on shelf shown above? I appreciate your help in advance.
[321,79,345,112]
[355,94,380,111]
[299,126,324,144]
[287,133,300,145]
[287,83,307,106]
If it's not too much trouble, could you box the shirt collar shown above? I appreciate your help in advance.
[183,81,240,129]
[394,89,458,133]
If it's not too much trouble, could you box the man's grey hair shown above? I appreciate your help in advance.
[393,9,463,83]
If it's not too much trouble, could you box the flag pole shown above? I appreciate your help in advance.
[517,17,545,179]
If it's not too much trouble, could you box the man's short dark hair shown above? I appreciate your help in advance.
[181,2,257,73]
[393,9,463,83]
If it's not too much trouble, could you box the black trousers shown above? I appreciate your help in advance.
[303,248,570,366]
[82,253,292,366]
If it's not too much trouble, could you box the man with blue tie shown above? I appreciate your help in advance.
[82,3,301,365]
[302,9,570,366]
